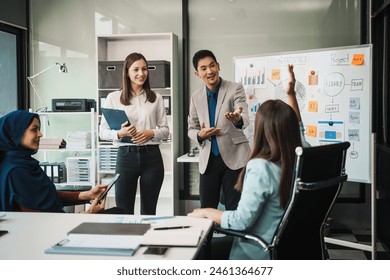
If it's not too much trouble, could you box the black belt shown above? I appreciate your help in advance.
[119,145,159,152]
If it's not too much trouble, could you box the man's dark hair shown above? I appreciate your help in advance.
[192,50,218,70]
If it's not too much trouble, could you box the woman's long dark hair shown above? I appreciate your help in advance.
[235,100,302,209]
[120,52,156,105]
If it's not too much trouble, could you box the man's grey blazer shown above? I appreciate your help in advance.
[188,79,251,174]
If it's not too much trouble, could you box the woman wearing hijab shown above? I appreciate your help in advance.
[0,110,106,212]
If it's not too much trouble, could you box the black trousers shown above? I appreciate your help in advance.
[115,145,164,215]
[199,154,242,210]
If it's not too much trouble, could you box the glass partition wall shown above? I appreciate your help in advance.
[29,0,363,215]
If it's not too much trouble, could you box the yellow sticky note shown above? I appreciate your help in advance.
[307,126,317,137]
[271,69,280,80]
[352,54,364,65]
[308,101,318,112]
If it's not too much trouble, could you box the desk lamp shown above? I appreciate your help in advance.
[27,62,68,112]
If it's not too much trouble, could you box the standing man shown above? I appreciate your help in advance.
[188,50,250,210]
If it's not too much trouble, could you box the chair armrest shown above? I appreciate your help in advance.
[213,225,270,251]
[298,174,348,190]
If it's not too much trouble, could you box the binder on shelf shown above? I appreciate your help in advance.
[46,165,53,181]
[40,162,68,183]
[162,96,171,115]
[39,162,48,172]
[52,162,66,183]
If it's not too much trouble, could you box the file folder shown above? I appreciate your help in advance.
[45,222,150,256]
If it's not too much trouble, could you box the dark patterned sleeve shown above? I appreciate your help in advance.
[57,191,82,205]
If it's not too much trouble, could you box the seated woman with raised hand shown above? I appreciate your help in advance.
[189,99,302,259]
[284,64,311,148]
[0,110,106,213]
[188,65,305,259]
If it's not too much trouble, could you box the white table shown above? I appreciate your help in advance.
[0,212,212,260]
[177,154,199,163]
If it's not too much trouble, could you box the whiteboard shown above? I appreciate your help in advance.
[234,45,372,183]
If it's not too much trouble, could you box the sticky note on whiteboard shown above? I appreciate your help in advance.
[352,54,364,65]
[271,69,280,80]
[307,125,317,137]
[308,101,318,112]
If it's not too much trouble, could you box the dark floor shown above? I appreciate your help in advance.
[326,227,390,260]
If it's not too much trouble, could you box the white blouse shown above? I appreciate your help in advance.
[99,90,170,145]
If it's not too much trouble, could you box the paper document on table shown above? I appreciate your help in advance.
[45,222,150,256]
[62,234,141,249]
[141,228,203,247]
[45,234,142,256]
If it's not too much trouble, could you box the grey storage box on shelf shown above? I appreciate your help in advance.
[98,61,123,89]
[148,60,170,88]
[99,60,170,89]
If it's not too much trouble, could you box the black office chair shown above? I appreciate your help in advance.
[214,141,350,260]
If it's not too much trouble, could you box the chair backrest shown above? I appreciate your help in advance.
[270,142,350,260]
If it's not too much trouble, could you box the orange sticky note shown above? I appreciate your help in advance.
[308,101,318,112]
[271,69,280,80]
[307,126,317,137]
[352,54,364,65]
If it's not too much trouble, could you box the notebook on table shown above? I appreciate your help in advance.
[67,222,150,235]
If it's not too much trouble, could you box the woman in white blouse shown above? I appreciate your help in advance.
[99,52,169,214]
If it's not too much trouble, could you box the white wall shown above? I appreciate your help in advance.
[28,0,182,111]
[188,0,361,90]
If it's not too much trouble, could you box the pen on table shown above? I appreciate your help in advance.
[153,226,191,231]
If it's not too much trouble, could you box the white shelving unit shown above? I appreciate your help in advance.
[35,109,97,187]
[96,33,180,215]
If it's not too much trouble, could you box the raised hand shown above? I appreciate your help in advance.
[285,64,296,96]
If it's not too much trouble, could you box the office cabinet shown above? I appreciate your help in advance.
[96,33,180,215]
[35,110,97,187]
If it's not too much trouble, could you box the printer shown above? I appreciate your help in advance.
[52,98,96,112]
